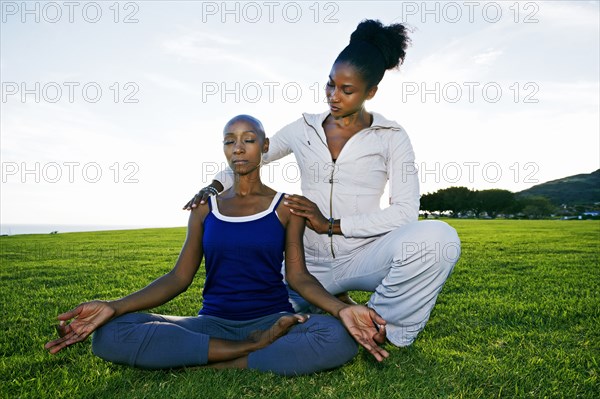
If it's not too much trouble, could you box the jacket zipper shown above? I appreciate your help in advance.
[329,163,336,259]
[302,115,400,259]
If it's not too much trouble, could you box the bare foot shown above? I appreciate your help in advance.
[248,314,308,349]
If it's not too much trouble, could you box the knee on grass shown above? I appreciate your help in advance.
[249,315,358,376]
[299,315,358,371]
[395,220,461,270]
[91,314,145,366]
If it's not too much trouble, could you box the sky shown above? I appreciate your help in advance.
[1,0,599,231]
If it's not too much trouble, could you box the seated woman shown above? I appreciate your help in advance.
[45,115,388,376]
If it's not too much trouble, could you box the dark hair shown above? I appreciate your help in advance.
[334,19,411,88]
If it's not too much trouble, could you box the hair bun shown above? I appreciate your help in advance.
[349,19,411,70]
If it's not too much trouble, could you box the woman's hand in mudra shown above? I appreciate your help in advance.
[338,305,389,362]
[44,300,116,354]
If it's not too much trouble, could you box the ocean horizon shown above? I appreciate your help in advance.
[0,224,181,236]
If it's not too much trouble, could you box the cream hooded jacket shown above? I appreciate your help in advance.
[215,111,420,263]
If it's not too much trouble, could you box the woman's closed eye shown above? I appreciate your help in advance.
[224,139,256,145]
[326,82,354,95]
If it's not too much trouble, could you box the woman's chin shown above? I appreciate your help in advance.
[231,162,259,175]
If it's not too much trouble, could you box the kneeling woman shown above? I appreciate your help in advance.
[45,115,388,376]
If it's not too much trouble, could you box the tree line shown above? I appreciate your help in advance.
[420,187,555,218]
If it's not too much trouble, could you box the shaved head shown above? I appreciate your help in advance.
[223,115,266,142]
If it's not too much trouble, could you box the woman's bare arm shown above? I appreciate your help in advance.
[45,204,209,354]
[111,204,208,317]
[282,211,389,361]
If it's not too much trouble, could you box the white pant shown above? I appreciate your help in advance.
[288,220,461,346]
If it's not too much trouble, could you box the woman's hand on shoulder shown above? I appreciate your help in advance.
[182,182,223,210]
[282,194,328,233]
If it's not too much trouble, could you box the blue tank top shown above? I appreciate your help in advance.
[199,192,294,320]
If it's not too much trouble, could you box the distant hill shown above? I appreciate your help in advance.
[517,169,600,206]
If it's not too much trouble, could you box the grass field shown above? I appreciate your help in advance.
[1,220,598,398]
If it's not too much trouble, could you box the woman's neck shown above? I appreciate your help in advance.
[331,107,372,130]
[231,171,265,197]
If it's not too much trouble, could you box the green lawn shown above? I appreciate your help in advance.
[1,220,598,398]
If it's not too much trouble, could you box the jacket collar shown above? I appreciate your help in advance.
[302,110,402,133]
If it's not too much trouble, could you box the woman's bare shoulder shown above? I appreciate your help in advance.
[190,200,210,224]
[274,191,291,226]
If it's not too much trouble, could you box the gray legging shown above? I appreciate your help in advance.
[91,312,358,376]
